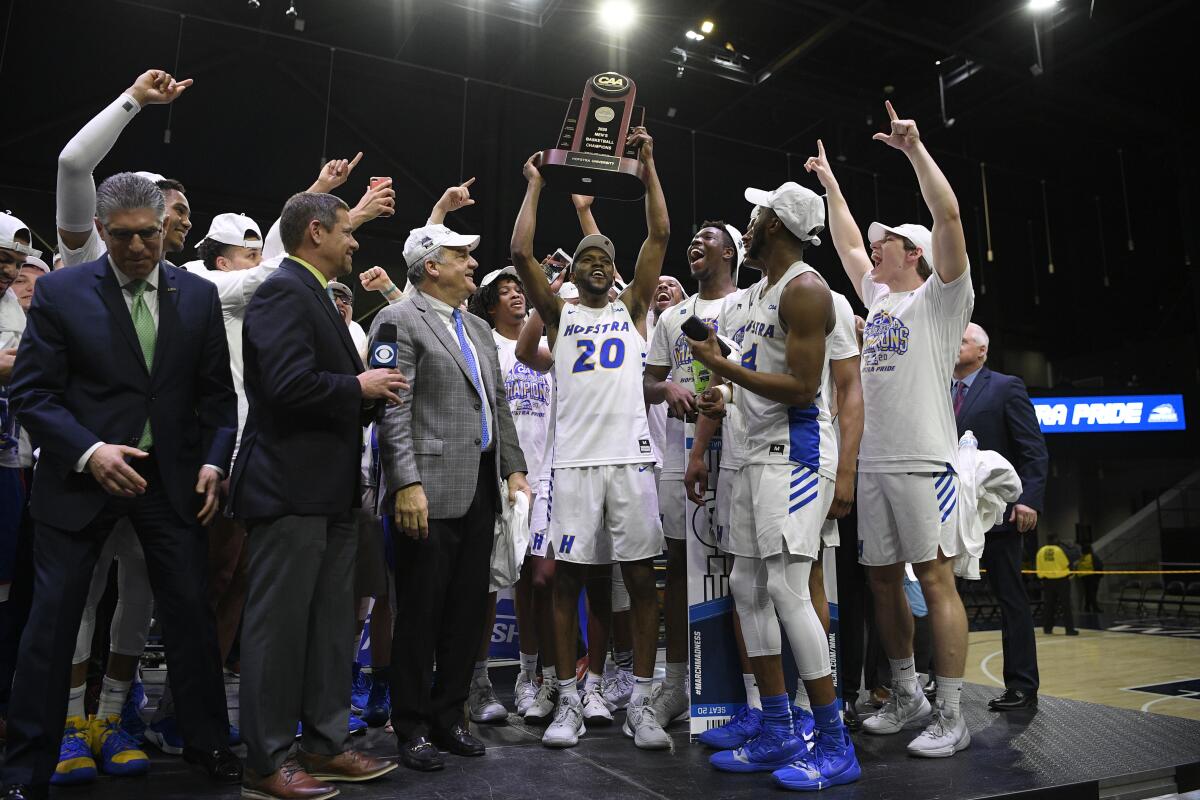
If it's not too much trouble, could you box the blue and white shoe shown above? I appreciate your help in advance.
[793,706,816,746]
[144,715,184,755]
[351,664,372,714]
[120,678,147,739]
[709,727,807,773]
[349,713,368,736]
[698,707,763,750]
[772,727,861,791]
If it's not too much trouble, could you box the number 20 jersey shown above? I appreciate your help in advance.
[552,300,653,468]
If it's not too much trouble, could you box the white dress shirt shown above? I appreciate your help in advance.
[419,290,494,452]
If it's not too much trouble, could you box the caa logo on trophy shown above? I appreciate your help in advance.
[535,71,647,201]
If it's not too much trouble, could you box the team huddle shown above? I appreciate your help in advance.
[0,64,977,798]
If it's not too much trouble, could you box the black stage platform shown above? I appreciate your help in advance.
[60,681,1200,800]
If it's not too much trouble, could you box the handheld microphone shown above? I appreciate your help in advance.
[682,315,731,357]
[370,323,399,369]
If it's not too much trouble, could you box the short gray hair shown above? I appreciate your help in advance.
[96,172,165,227]
[967,322,990,347]
[406,245,444,287]
[279,192,349,254]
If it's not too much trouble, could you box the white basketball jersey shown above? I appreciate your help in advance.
[739,262,838,480]
[715,286,754,471]
[552,300,654,467]
[494,332,554,484]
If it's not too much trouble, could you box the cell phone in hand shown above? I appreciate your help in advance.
[542,248,573,282]
[682,315,731,357]
[369,176,390,190]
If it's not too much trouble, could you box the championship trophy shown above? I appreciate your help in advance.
[536,71,647,201]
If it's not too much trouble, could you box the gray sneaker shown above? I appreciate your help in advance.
[543,696,586,748]
[622,696,671,750]
[524,681,558,724]
[602,669,634,711]
[468,677,508,723]
[514,672,538,716]
[581,682,614,725]
[906,703,971,757]
[862,686,930,735]
[650,682,689,725]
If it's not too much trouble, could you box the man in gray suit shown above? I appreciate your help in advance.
[370,223,530,773]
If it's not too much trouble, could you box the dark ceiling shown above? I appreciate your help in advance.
[1,0,1196,389]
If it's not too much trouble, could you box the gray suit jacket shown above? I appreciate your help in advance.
[370,290,526,519]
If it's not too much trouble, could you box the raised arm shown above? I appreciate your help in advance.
[511,155,564,341]
[873,101,967,284]
[427,178,476,225]
[57,69,191,255]
[805,139,872,304]
[619,128,669,328]
[828,355,862,519]
[572,193,600,236]
[516,306,554,372]
[360,266,405,305]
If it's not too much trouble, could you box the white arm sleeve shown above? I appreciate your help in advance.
[262,219,285,260]
[57,93,143,232]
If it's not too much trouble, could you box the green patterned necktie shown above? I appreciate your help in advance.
[128,279,156,449]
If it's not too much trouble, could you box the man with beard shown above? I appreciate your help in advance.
[511,128,672,750]
[642,222,744,727]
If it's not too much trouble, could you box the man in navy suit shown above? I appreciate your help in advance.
[2,173,240,800]
[230,192,405,799]
[953,322,1048,711]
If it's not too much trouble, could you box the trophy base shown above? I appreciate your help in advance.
[536,149,647,201]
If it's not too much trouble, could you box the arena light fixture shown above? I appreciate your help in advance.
[598,0,637,32]
[685,29,704,41]
[1028,0,1058,11]
[700,20,714,34]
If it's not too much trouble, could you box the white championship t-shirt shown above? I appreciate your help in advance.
[646,295,726,476]
[858,268,974,473]
[495,331,554,484]
[715,286,754,472]
[552,300,653,468]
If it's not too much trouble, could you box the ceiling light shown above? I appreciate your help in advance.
[1028,0,1058,10]
[685,29,704,40]
[598,0,636,32]
[700,20,714,34]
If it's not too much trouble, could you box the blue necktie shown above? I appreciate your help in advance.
[452,309,490,450]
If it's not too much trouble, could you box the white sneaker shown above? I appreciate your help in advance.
[524,682,558,723]
[862,687,931,735]
[650,682,689,725]
[602,669,634,711]
[543,696,586,748]
[906,704,971,757]
[581,683,614,725]
[468,677,508,723]
[622,696,671,750]
[514,672,538,716]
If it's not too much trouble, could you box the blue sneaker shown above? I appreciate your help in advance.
[228,723,242,747]
[709,727,807,773]
[351,664,372,714]
[349,712,368,736]
[698,707,764,749]
[120,678,147,739]
[792,706,816,746]
[51,716,97,786]
[772,727,861,791]
[90,714,150,777]
[144,715,184,755]
[364,681,391,727]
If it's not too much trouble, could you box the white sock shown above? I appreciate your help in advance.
[631,676,655,705]
[67,683,86,720]
[889,656,919,695]
[583,671,602,691]
[603,653,617,676]
[97,676,132,719]
[793,681,811,712]
[665,661,686,692]
[743,674,762,710]
[520,652,539,678]
[473,660,489,682]
[558,677,579,702]
[543,665,557,684]
[936,676,963,719]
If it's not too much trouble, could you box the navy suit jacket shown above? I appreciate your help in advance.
[230,259,375,520]
[955,366,1049,532]
[10,256,236,531]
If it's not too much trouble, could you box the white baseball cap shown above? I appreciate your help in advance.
[22,255,50,274]
[479,266,520,288]
[743,182,824,246]
[867,222,934,271]
[403,224,480,268]
[0,212,41,259]
[558,281,579,300]
[326,280,354,302]
[203,213,263,249]
[724,224,746,267]
[571,233,616,265]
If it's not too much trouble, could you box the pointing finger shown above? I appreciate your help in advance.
[460,176,476,188]
[347,151,364,170]
[885,99,898,121]
[817,138,826,160]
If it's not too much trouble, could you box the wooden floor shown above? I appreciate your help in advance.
[963,625,1200,721]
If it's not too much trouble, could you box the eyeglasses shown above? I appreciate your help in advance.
[104,226,163,243]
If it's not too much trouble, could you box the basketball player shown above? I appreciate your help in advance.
[510,128,672,750]
[803,101,974,758]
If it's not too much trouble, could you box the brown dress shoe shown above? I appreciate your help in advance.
[241,758,339,800]
[296,749,399,783]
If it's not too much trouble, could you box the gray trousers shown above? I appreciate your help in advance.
[240,512,356,775]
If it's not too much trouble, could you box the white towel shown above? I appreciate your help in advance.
[489,488,530,592]
[954,430,1023,579]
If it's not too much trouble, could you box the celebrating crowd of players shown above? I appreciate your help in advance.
[0,67,979,799]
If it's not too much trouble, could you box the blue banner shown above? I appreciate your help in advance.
[1031,394,1186,433]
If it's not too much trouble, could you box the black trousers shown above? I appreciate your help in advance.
[1,455,228,788]
[981,530,1040,692]
[834,509,867,700]
[1042,578,1075,633]
[390,452,498,739]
